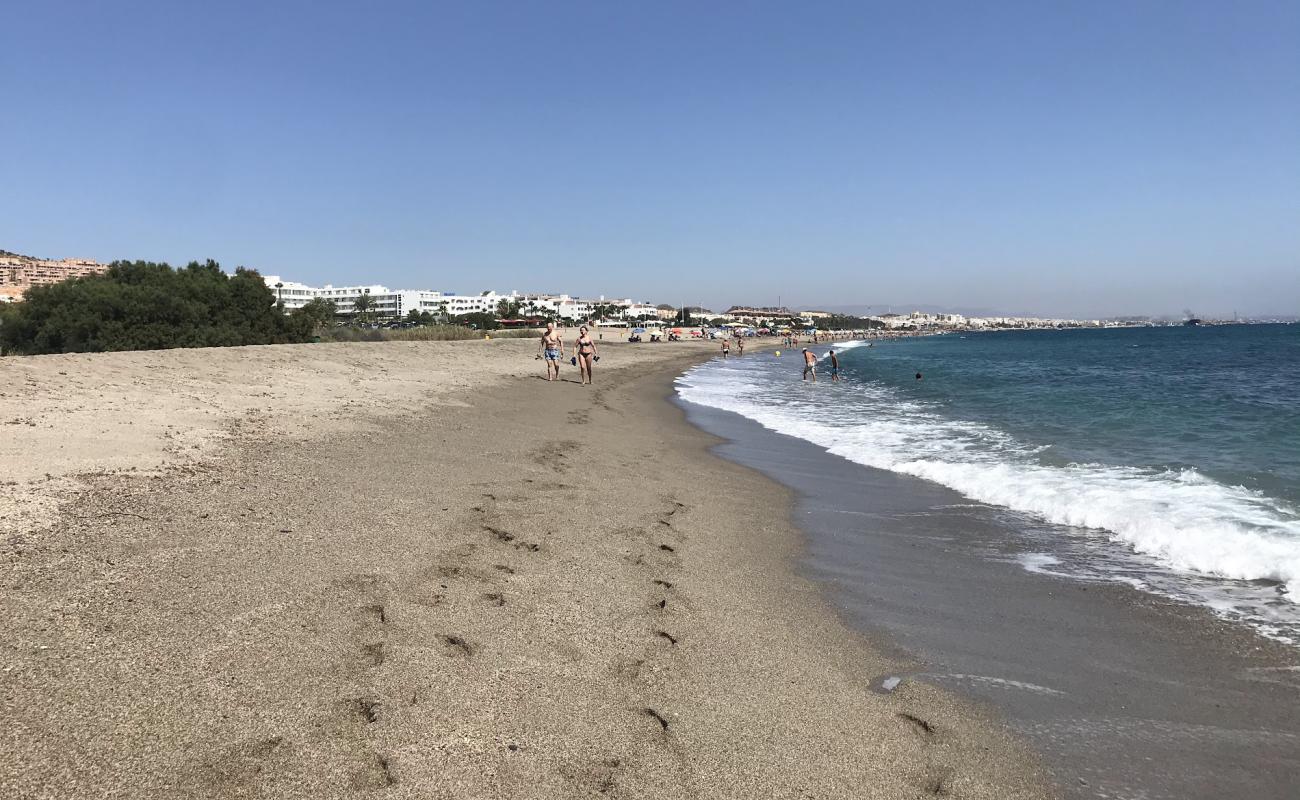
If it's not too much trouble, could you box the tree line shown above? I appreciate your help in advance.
[0,260,336,356]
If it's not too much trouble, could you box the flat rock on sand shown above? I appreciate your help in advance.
[1,339,1052,798]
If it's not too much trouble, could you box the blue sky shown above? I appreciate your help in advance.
[3,0,1297,317]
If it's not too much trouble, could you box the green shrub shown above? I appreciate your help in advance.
[0,260,316,355]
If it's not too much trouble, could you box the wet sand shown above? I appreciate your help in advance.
[682,401,1300,799]
[1,340,1050,798]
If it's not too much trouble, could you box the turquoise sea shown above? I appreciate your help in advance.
[677,324,1300,642]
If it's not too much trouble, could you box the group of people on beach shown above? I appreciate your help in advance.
[539,322,599,384]
[728,333,843,384]
[538,321,845,386]
[801,348,839,383]
[719,338,744,357]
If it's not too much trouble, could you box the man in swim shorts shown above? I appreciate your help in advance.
[540,322,564,382]
[829,349,840,381]
[802,348,817,382]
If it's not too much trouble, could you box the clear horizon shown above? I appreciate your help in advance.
[4,1,1297,319]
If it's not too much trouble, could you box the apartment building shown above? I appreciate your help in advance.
[721,305,793,320]
[262,276,318,310]
[262,276,524,319]
[0,255,109,297]
[259,275,658,323]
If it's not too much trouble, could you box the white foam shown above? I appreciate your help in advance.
[936,674,1068,696]
[677,361,1300,602]
[1017,553,1064,575]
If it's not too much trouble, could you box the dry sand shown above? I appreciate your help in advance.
[2,338,1052,798]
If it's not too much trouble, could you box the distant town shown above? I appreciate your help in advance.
[3,251,1291,331]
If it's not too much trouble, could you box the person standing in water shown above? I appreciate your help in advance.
[736,336,745,356]
[721,339,730,358]
[575,325,597,385]
[540,322,564,382]
[829,349,840,381]
[802,348,817,382]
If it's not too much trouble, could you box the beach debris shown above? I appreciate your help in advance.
[642,707,670,731]
[881,676,903,692]
[654,630,678,645]
[897,712,936,739]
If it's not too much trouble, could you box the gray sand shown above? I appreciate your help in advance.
[2,345,1051,798]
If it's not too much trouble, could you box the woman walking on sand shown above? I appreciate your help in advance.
[576,325,598,385]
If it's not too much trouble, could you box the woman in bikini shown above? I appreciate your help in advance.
[576,325,598,385]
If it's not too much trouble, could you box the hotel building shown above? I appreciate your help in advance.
[0,255,109,301]
[261,276,643,322]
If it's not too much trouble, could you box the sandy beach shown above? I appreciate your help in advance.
[2,338,1051,798]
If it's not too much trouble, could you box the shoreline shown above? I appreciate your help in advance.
[678,388,1300,798]
[2,341,1051,798]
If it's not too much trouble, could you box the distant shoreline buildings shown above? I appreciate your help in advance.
[0,252,108,303]
[260,275,666,323]
[1,251,1288,327]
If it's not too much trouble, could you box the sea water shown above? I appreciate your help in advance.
[676,324,1300,643]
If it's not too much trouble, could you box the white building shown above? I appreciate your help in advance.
[260,275,656,323]
[264,276,451,318]
[262,276,320,310]
[623,303,661,320]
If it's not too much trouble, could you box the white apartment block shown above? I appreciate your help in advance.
[262,277,318,310]
[261,276,650,322]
